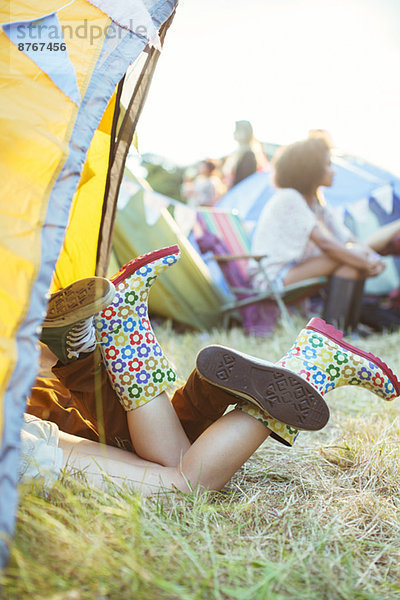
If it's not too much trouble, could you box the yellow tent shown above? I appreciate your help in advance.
[0,0,177,566]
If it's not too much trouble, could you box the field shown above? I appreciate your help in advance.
[2,318,400,600]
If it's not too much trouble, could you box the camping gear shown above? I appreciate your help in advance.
[95,247,180,412]
[111,184,227,330]
[0,0,178,566]
[216,156,400,296]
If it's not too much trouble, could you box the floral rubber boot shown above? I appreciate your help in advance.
[94,246,180,411]
[237,316,400,447]
[278,317,400,401]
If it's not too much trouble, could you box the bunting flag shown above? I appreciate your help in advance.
[87,0,162,49]
[3,13,81,104]
[143,189,170,225]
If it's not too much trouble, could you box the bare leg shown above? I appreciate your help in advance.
[59,410,271,494]
[58,431,189,494]
[365,219,400,253]
[283,254,361,285]
[283,254,366,330]
[127,392,191,467]
[333,264,362,278]
[180,410,271,491]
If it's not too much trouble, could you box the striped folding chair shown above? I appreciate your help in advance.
[195,207,327,334]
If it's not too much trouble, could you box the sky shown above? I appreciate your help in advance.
[136,0,400,175]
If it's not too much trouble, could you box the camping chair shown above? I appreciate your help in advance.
[194,207,327,334]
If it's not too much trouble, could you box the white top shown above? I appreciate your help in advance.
[19,414,63,486]
[186,175,224,208]
[250,188,352,285]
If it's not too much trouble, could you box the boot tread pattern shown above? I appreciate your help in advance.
[215,353,236,381]
[44,278,114,326]
[48,279,96,315]
[257,370,328,429]
[197,346,329,431]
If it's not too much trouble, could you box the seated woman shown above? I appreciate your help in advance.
[250,135,400,332]
[24,246,400,493]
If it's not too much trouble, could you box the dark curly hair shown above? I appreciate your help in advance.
[273,137,331,196]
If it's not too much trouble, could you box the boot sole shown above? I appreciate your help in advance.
[42,278,115,327]
[196,345,329,431]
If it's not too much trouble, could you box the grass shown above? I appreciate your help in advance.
[2,317,400,599]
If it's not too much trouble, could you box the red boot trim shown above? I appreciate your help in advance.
[110,245,180,286]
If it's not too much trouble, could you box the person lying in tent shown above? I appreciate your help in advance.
[23,246,400,493]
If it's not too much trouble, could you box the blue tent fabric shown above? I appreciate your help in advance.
[218,159,400,224]
[323,160,389,207]
[343,156,400,200]
[216,157,400,296]
[217,171,275,227]
[0,0,177,568]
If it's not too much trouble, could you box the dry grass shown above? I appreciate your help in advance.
[2,317,400,599]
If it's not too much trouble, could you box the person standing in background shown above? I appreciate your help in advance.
[223,120,269,189]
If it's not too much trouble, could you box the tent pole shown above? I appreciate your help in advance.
[95,12,177,276]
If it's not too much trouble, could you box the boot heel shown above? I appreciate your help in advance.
[95,246,180,411]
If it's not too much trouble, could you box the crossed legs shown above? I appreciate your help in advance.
[58,399,270,494]
[283,253,362,286]
[283,251,371,331]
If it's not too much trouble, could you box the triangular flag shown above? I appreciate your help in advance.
[117,178,142,210]
[174,203,197,237]
[3,13,81,105]
[372,184,394,214]
[87,0,161,50]
[143,190,169,226]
